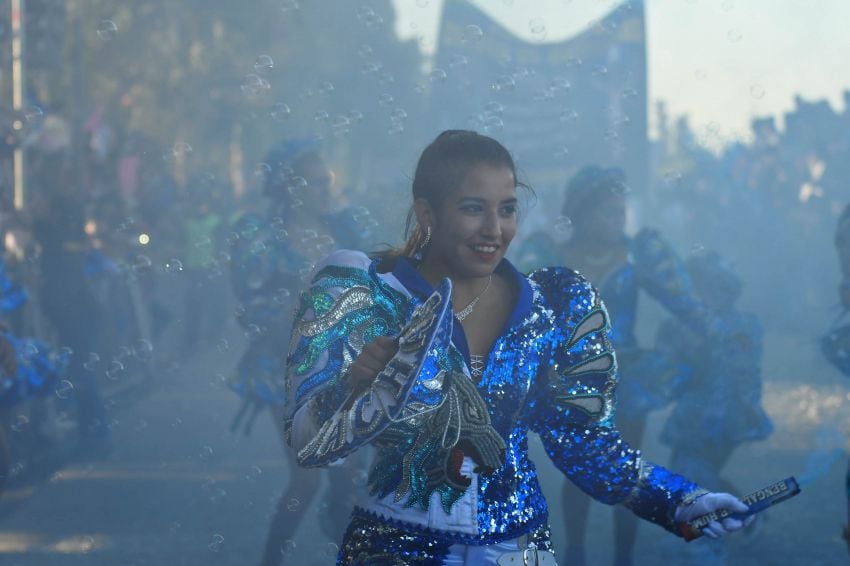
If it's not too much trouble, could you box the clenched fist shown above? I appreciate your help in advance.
[348,336,399,391]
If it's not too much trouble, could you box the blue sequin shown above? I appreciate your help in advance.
[289,253,706,550]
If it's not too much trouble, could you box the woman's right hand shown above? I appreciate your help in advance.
[348,336,399,391]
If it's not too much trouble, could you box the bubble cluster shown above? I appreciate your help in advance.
[356,6,384,29]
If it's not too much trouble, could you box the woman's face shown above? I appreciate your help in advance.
[578,192,626,244]
[424,163,518,279]
[280,153,334,217]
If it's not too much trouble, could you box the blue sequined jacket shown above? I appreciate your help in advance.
[285,250,705,545]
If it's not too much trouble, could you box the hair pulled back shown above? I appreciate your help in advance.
[561,165,627,222]
[400,130,526,257]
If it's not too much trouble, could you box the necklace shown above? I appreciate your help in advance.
[454,275,492,321]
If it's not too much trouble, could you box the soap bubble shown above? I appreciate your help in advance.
[96,19,118,41]
[165,258,184,274]
[750,84,765,100]
[491,75,516,92]
[529,19,547,40]
[254,54,274,73]
[270,102,291,122]
[55,380,75,400]
[555,216,573,234]
[462,24,483,44]
[429,68,447,83]
[208,534,225,553]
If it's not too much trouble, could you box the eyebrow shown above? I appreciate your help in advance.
[457,197,518,205]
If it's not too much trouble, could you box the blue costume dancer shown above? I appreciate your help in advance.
[655,252,772,565]
[285,132,750,565]
[0,257,69,495]
[229,139,369,565]
[0,258,70,407]
[532,166,713,565]
[821,204,850,552]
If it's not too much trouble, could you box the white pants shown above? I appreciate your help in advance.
[443,539,521,565]
[443,538,557,565]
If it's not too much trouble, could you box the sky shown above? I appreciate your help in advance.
[391,0,850,147]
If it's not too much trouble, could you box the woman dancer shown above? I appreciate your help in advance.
[284,131,751,564]
[821,204,850,553]
[229,139,362,564]
[555,166,714,565]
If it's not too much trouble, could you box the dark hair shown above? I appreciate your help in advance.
[561,165,627,221]
[261,138,322,210]
[397,130,530,257]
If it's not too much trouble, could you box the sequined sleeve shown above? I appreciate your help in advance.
[284,251,454,469]
[528,267,706,535]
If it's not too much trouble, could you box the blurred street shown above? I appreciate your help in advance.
[0,318,340,566]
[0,325,846,565]
[1,1,850,564]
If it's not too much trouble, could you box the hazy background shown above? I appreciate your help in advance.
[0,1,847,564]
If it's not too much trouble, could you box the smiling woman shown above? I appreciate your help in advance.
[284,130,753,565]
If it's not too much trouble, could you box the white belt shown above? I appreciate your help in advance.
[496,547,557,565]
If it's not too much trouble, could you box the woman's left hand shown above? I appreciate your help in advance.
[675,492,752,539]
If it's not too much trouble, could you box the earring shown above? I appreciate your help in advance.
[421,226,431,249]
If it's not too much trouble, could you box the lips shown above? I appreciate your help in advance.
[471,244,499,254]
[469,243,500,262]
